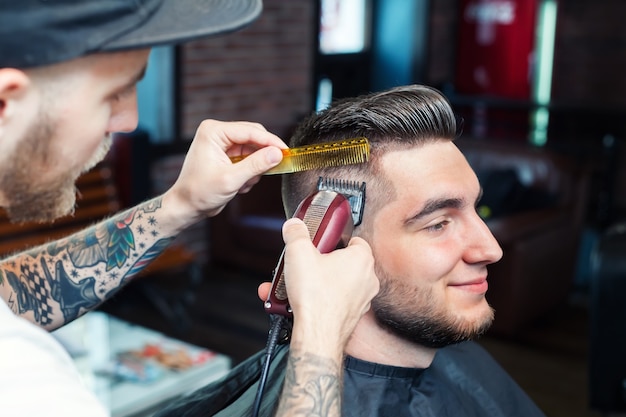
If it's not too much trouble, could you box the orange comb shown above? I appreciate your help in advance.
[230,137,370,175]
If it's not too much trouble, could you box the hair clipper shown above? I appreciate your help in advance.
[264,190,354,317]
[255,180,365,417]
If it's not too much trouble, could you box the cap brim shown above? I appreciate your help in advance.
[103,0,262,51]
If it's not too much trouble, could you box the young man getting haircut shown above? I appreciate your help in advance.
[158,84,547,416]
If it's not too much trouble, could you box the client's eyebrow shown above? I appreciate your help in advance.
[407,189,483,224]
[408,197,465,223]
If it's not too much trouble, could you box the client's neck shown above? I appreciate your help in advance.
[344,311,437,368]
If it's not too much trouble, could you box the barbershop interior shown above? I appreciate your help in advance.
[7,0,626,416]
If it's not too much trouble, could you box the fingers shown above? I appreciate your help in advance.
[258,282,271,301]
[281,225,380,348]
[281,218,378,307]
[201,119,285,191]
[200,119,287,150]
[165,119,289,220]
[229,146,283,186]
[282,218,311,245]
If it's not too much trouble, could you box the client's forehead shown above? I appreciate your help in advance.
[375,141,470,202]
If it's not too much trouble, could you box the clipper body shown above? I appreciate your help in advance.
[264,190,354,316]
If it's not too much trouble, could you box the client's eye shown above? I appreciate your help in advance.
[426,221,448,232]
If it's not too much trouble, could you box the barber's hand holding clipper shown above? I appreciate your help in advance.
[281,218,379,347]
[260,218,380,417]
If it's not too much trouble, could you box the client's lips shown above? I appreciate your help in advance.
[449,278,488,294]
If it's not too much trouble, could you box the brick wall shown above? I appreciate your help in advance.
[172,1,314,264]
[179,0,315,141]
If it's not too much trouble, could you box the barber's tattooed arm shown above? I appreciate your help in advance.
[271,219,378,416]
[276,342,343,417]
[0,120,288,330]
[0,196,175,330]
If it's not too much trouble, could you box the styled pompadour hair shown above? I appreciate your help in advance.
[281,84,459,231]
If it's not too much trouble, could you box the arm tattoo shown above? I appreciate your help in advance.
[276,345,343,417]
[0,196,174,329]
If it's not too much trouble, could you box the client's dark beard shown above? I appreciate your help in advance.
[371,280,494,349]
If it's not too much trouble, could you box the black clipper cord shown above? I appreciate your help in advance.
[250,187,358,417]
[251,314,289,417]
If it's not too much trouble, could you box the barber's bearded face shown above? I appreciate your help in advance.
[0,114,111,223]
[367,143,503,349]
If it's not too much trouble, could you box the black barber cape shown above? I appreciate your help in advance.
[156,341,546,417]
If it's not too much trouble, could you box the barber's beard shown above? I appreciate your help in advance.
[371,268,494,349]
[0,117,112,224]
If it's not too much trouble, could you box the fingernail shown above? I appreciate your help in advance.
[266,147,283,165]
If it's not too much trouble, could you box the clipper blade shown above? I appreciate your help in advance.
[317,177,366,226]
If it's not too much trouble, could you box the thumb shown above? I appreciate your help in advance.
[346,236,370,249]
[233,146,283,180]
[282,218,312,245]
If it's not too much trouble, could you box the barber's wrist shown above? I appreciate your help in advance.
[291,315,350,359]
[158,190,203,234]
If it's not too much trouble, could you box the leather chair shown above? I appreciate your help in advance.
[588,222,626,413]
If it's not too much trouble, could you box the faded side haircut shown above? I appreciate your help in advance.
[281,84,459,235]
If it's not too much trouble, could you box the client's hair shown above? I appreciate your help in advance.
[281,84,459,233]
